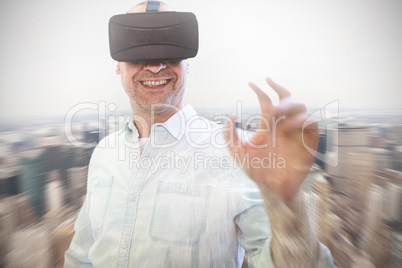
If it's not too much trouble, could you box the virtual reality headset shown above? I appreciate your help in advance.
[109,11,199,63]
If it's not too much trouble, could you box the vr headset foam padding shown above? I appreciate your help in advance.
[109,12,198,63]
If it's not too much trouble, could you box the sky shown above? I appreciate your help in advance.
[1,0,402,118]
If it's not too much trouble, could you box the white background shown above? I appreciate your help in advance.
[1,0,401,117]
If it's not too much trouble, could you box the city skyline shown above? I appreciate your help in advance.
[1,108,401,266]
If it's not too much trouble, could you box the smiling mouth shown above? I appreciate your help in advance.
[140,79,170,87]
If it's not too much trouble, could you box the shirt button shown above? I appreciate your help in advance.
[121,240,128,249]
[180,184,188,191]
[129,194,136,201]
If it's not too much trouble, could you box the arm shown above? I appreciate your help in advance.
[225,77,335,267]
[260,188,320,267]
[235,202,335,268]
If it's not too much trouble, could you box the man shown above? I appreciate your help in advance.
[65,1,335,267]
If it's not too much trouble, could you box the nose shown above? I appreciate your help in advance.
[143,62,167,73]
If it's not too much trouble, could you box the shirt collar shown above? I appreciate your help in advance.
[125,104,198,140]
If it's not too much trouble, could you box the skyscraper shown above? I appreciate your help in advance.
[346,152,373,211]
[303,168,331,246]
[326,125,370,196]
[19,148,47,218]
[312,175,331,245]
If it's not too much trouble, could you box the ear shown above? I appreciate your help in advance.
[115,62,121,75]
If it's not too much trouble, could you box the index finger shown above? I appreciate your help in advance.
[248,82,274,115]
[266,77,292,100]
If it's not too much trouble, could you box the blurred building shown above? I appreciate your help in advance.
[51,219,75,267]
[383,170,402,228]
[5,224,53,267]
[10,194,38,227]
[326,126,370,196]
[1,110,402,267]
[389,231,402,268]
[315,132,327,170]
[346,152,372,211]
[392,146,402,172]
[19,148,47,218]
[84,129,101,144]
[311,175,331,245]
[303,165,331,246]
[388,124,402,145]
[0,141,21,198]
[0,166,20,197]
[370,148,393,173]
[359,184,391,267]
[45,170,64,214]
[66,165,88,208]
[384,170,402,268]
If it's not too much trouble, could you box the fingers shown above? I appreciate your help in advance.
[259,77,307,127]
[248,82,274,132]
[265,77,291,100]
[248,82,274,115]
[280,112,313,130]
[248,77,312,134]
[249,78,294,116]
[274,100,306,119]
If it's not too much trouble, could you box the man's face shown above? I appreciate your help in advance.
[116,60,189,112]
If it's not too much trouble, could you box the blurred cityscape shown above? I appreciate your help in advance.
[0,106,401,267]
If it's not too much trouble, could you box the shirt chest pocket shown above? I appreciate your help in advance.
[89,176,114,236]
[150,181,212,245]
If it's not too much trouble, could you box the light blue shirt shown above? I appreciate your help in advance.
[64,105,335,267]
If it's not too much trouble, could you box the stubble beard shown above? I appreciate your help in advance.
[125,70,185,114]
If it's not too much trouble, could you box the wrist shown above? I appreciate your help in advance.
[258,185,308,239]
[260,185,320,267]
[258,183,302,211]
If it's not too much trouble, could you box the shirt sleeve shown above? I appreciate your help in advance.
[235,204,337,268]
[64,195,94,267]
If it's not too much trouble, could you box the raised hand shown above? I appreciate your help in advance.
[225,77,319,204]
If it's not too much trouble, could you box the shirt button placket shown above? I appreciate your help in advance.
[117,128,160,267]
